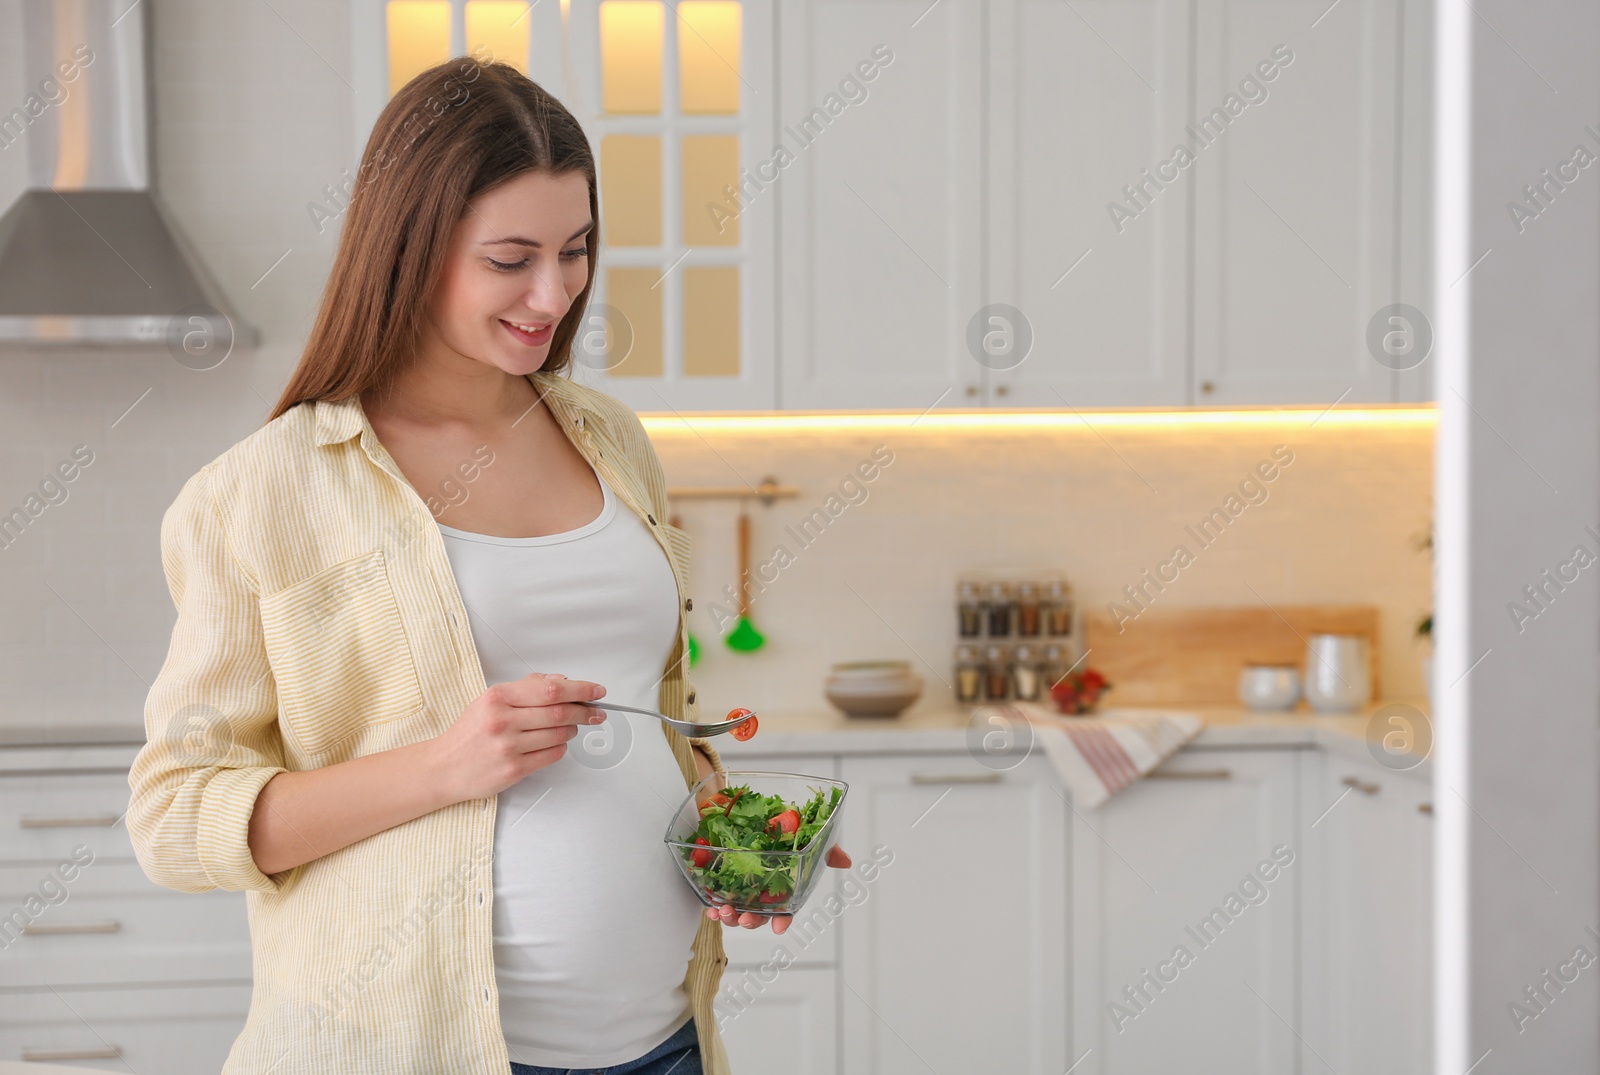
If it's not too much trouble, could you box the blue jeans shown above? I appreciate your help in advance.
[508,1016,700,1075]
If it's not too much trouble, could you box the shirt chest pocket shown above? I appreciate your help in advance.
[258,549,426,761]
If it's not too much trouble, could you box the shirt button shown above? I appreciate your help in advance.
[477,890,484,905]
[647,514,657,526]
[687,691,696,704]
[483,986,491,1005]
[685,598,693,611]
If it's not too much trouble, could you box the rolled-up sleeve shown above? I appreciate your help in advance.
[127,466,295,894]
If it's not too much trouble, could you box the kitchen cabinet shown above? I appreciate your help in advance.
[983,0,1194,408]
[836,751,1070,1074]
[1069,747,1301,1075]
[353,0,781,411]
[774,0,987,411]
[351,0,1429,411]
[986,0,1421,408]
[1,732,1429,1073]
[1190,0,1407,406]
[718,965,838,1075]
[1300,752,1433,1075]
[0,983,253,1073]
[0,744,252,1075]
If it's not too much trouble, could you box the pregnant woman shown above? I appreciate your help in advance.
[127,58,850,1075]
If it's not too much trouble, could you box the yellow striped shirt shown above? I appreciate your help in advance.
[127,371,733,1074]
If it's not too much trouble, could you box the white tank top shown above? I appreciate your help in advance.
[436,471,702,1068]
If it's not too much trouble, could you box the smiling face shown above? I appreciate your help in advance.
[419,168,594,378]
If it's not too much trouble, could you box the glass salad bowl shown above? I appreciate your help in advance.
[663,770,849,916]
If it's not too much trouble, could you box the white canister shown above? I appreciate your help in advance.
[1237,665,1300,711]
[1303,634,1371,713]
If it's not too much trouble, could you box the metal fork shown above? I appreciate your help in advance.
[575,700,756,737]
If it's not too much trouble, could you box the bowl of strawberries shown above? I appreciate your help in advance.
[1049,668,1112,715]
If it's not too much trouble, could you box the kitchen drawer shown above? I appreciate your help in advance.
[0,982,252,1074]
[0,770,135,863]
[0,860,251,987]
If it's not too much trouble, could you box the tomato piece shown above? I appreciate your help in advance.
[727,708,758,741]
[765,809,801,835]
[690,837,713,868]
[757,888,788,904]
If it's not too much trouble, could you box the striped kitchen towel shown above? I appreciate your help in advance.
[972,701,1204,809]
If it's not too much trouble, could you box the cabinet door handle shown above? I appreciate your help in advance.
[1148,768,1232,780]
[1418,802,1434,815]
[1342,776,1381,795]
[20,920,121,936]
[22,1046,123,1061]
[909,772,1003,785]
[19,813,121,828]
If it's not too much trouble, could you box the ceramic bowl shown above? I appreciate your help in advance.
[1238,665,1300,711]
[824,660,923,718]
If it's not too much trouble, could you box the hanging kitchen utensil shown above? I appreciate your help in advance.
[669,510,702,667]
[725,501,767,652]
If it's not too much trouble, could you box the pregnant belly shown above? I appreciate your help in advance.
[490,730,703,1008]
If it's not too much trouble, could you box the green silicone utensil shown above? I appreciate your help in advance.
[726,505,766,652]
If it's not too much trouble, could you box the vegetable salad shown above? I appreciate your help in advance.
[682,783,844,907]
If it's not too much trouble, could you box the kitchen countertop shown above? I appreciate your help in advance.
[712,699,1436,778]
[0,723,147,748]
[0,701,1435,778]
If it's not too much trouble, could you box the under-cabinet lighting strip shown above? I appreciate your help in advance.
[638,405,1438,434]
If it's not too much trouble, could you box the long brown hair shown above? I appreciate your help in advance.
[269,57,598,420]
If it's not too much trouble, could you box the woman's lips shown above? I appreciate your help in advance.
[501,319,553,346]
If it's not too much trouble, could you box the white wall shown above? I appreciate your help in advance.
[0,0,352,724]
[1434,0,1600,1070]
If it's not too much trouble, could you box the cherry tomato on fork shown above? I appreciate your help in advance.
[728,708,758,741]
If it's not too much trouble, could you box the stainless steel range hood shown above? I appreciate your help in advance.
[0,0,255,347]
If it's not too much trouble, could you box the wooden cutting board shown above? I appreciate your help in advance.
[1081,604,1381,706]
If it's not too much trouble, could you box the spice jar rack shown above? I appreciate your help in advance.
[953,570,1080,705]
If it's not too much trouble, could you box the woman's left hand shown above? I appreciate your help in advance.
[704,845,852,933]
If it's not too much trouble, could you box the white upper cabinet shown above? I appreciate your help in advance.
[984,0,1193,408]
[1189,0,1404,405]
[354,0,779,411]
[354,0,1429,410]
[775,0,986,411]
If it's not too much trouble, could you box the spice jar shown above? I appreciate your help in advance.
[1041,643,1067,696]
[983,643,1010,700]
[1010,643,1042,701]
[984,581,1014,637]
[1044,579,1075,636]
[957,580,983,638]
[1015,580,1042,636]
[954,644,983,703]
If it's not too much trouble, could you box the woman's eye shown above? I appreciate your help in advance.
[486,257,529,272]
[562,246,589,261]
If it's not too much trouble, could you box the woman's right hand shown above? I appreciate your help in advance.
[429,672,607,803]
